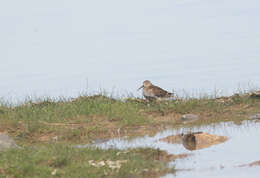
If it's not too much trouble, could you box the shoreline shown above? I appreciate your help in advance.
[0,92,259,177]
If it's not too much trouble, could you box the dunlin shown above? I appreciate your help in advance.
[138,80,173,101]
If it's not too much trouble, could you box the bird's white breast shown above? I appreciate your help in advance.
[143,88,156,97]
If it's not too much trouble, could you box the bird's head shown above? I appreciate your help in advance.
[138,80,152,90]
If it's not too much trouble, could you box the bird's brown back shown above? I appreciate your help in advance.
[149,85,172,97]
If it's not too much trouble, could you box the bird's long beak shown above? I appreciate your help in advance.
[137,85,144,91]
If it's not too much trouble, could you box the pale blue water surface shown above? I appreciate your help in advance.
[76,120,260,178]
[0,0,260,102]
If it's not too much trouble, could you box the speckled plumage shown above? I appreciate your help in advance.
[138,80,173,101]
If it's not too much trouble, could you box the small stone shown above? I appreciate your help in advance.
[250,91,260,98]
[88,160,127,169]
[249,114,260,120]
[52,136,58,141]
[239,161,260,167]
[51,169,57,176]
[182,132,228,151]
[180,114,199,123]
[92,138,108,144]
[248,161,260,167]
[0,133,19,151]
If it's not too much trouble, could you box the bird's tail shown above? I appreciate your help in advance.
[166,92,174,97]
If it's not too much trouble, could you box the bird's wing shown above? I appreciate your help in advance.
[150,85,169,97]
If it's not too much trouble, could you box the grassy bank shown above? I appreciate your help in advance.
[0,146,177,178]
[0,93,259,144]
[0,92,260,177]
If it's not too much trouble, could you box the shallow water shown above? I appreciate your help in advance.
[76,120,260,178]
[1,0,260,102]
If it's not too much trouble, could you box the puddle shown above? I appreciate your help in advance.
[76,120,260,177]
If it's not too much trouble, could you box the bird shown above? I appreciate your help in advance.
[138,80,173,101]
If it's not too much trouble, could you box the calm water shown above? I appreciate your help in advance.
[1,0,260,102]
[77,120,260,178]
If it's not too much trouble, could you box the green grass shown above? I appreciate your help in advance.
[2,95,146,125]
[0,95,151,144]
[0,145,174,178]
[1,93,260,144]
